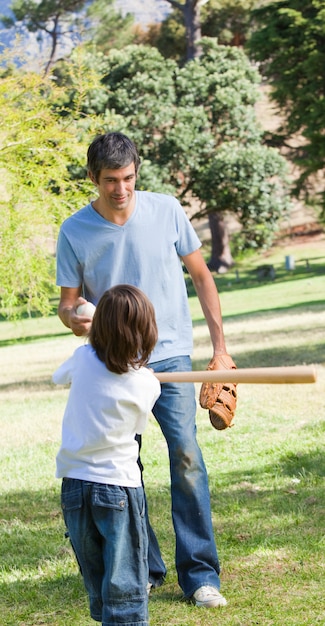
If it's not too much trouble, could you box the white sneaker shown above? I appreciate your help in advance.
[146,582,153,596]
[192,585,227,608]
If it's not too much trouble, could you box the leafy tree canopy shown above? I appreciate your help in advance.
[247,0,325,214]
[0,44,120,317]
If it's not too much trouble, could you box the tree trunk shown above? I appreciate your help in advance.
[165,0,202,60]
[183,0,201,60]
[43,17,59,76]
[207,212,234,273]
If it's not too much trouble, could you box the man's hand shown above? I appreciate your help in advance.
[199,354,237,430]
[67,297,94,336]
[58,287,94,337]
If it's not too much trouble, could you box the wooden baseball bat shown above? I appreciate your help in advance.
[155,365,317,384]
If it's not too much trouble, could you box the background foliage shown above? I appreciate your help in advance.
[0,0,323,317]
[247,0,325,213]
[0,44,118,316]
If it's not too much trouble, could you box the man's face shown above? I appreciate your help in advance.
[90,162,137,213]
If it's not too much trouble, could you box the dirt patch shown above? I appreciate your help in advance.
[274,223,325,250]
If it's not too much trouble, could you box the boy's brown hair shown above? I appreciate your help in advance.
[90,285,158,374]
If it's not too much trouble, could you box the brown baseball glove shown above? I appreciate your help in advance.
[199,354,237,430]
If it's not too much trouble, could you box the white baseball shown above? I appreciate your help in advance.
[76,302,96,318]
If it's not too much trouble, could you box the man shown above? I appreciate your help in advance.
[56,131,234,608]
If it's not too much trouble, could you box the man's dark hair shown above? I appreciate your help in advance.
[90,284,158,374]
[87,132,141,182]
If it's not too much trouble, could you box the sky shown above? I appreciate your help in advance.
[0,0,172,63]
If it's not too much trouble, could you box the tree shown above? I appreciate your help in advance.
[191,141,290,266]
[174,40,290,268]
[163,0,203,60]
[1,0,87,74]
[247,0,325,216]
[0,44,120,317]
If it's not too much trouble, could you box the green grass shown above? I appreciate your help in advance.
[0,242,324,625]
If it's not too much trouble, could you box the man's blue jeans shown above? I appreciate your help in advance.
[148,355,221,598]
[61,479,149,626]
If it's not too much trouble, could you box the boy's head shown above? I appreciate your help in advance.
[87,132,141,183]
[90,285,158,374]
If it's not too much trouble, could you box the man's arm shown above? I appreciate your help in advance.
[182,249,227,357]
[58,286,92,337]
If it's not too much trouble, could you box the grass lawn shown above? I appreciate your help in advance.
[0,240,324,625]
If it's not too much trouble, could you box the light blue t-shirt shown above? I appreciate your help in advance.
[56,190,201,362]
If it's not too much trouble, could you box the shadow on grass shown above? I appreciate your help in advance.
[278,444,325,477]
[224,299,325,322]
[207,444,324,554]
[193,341,325,370]
[0,573,87,624]
[0,489,64,567]
[0,488,89,621]
[192,300,325,326]
[0,376,57,393]
[0,331,70,348]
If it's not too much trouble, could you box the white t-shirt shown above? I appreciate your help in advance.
[56,191,201,362]
[54,344,161,487]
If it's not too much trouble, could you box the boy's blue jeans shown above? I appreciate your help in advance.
[61,479,148,626]
[148,355,221,598]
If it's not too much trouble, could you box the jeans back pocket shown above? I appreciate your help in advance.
[92,484,128,511]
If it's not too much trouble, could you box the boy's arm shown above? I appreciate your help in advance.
[52,355,74,385]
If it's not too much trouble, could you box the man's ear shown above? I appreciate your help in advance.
[88,170,97,185]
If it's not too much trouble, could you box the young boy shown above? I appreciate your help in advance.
[53,284,161,626]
